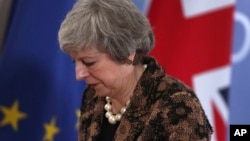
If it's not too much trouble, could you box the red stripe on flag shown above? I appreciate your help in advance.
[212,100,227,141]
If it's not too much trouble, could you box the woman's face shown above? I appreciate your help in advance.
[70,47,135,97]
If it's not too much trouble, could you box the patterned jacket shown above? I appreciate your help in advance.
[78,56,213,141]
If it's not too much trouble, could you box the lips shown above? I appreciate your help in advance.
[89,83,98,88]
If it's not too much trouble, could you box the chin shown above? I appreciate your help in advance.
[94,90,110,97]
[93,85,112,97]
[95,93,107,97]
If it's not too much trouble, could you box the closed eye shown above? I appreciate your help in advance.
[83,61,96,67]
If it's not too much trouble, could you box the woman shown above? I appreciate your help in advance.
[58,0,213,140]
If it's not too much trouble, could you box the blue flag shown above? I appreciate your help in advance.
[0,0,85,140]
[230,0,250,125]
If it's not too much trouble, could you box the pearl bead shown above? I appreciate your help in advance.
[126,100,130,106]
[105,111,112,118]
[108,116,117,124]
[104,103,111,111]
[115,114,122,121]
[106,96,110,101]
[120,107,126,114]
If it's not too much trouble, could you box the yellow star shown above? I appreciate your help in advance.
[43,117,60,141]
[75,109,81,129]
[0,100,28,131]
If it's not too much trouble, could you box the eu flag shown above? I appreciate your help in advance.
[0,0,85,140]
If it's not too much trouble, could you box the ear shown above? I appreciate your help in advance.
[128,51,136,62]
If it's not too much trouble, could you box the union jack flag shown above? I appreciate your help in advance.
[144,0,235,140]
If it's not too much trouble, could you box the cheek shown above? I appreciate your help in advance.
[93,61,125,87]
[94,69,120,86]
[101,73,117,86]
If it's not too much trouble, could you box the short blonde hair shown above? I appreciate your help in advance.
[58,0,154,64]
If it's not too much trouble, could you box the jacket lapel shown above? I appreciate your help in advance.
[79,94,105,141]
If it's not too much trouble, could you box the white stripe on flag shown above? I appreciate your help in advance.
[181,0,235,18]
[193,65,231,141]
[232,11,250,64]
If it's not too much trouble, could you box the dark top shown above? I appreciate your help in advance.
[98,114,119,141]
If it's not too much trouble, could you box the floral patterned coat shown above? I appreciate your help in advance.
[78,56,213,141]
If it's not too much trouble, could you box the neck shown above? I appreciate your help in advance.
[109,64,145,114]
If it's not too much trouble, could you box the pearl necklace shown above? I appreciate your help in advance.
[104,96,130,124]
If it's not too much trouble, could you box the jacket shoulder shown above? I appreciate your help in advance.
[158,75,213,140]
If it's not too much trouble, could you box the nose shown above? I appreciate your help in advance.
[75,62,90,81]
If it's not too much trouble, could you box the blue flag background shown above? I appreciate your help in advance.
[230,0,250,125]
[0,0,85,140]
